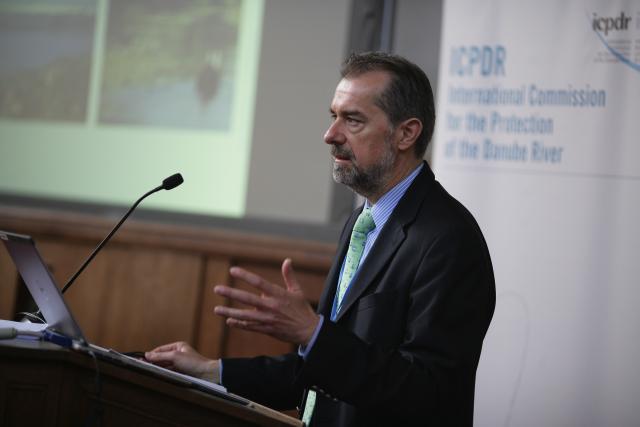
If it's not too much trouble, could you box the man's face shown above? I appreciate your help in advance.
[324,71,398,199]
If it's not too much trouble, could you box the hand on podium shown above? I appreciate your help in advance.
[145,341,220,384]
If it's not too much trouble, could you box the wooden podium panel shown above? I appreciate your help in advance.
[0,339,301,427]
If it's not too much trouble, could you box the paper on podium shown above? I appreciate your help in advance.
[0,319,48,339]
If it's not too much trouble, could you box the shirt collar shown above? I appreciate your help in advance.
[364,163,424,230]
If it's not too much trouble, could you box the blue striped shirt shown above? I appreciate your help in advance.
[358,163,424,267]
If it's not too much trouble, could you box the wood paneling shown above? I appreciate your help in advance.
[1,363,62,426]
[0,245,18,319]
[0,206,334,269]
[0,206,335,360]
[0,340,303,426]
[196,257,231,358]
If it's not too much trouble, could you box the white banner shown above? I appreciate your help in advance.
[433,1,640,426]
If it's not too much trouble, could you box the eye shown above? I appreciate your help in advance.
[346,116,363,127]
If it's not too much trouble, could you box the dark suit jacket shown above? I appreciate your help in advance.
[222,162,495,426]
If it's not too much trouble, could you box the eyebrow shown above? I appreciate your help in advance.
[330,108,366,119]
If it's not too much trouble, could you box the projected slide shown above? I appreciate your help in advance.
[99,1,238,130]
[0,1,95,122]
[0,0,263,217]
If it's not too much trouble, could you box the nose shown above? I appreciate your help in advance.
[324,119,346,146]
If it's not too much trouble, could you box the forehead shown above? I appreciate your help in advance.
[331,71,390,113]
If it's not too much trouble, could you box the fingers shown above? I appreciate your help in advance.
[214,285,275,310]
[224,261,301,296]
[144,350,168,361]
[147,341,186,353]
[214,305,274,323]
[228,266,284,296]
[214,259,311,344]
[144,349,178,368]
[145,341,194,370]
[226,317,274,334]
[281,258,302,293]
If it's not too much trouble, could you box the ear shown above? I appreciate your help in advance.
[395,118,423,153]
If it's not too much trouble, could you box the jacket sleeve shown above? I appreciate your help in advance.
[220,352,305,410]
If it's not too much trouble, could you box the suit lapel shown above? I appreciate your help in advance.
[334,221,406,321]
[335,162,435,321]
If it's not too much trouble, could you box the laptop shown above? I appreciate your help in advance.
[0,229,247,405]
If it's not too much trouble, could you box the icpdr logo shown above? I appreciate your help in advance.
[592,12,631,35]
[589,10,639,73]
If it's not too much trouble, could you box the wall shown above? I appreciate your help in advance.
[245,0,351,224]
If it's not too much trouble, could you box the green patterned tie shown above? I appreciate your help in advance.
[336,207,375,309]
[301,208,375,426]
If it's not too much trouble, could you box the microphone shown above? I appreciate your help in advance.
[60,173,184,294]
[162,173,184,190]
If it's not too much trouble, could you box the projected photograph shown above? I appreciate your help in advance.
[0,0,96,122]
[99,0,241,130]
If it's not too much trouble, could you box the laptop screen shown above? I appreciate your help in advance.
[0,230,85,341]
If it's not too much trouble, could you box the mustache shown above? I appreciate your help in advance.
[330,145,354,159]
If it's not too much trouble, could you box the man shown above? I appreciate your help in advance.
[146,52,495,427]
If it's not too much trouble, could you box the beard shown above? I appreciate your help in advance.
[331,136,396,199]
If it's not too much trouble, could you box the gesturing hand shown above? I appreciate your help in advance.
[213,258,320,346]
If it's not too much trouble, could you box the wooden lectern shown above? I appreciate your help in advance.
[0,339,302,427]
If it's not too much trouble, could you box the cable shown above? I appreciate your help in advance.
[82,349,104,427]
[16,311,46,324]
